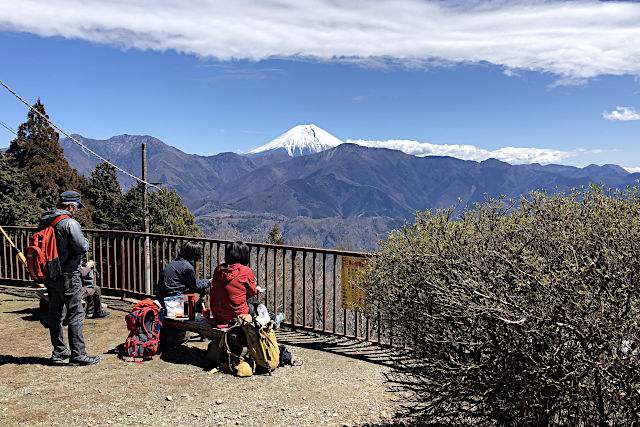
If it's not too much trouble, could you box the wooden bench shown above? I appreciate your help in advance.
[163,316,227,341]
[162,317,231,364]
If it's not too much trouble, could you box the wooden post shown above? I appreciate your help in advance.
[142,143,151,296]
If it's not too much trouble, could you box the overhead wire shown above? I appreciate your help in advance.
[0,78,177,235]
[0,79,160,190]
[0,118,16,135]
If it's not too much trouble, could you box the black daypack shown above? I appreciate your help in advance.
[278,344,293,366]
[277,344,302,367]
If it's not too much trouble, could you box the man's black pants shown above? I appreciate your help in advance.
[47,274,87,359]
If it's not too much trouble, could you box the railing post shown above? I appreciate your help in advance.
[273,248,278,316]
[282,249,287,321]
[333,254,337,335]
[322,253,327,332]
[312,252,317,331]
[302,251,307,328]
[120,236,126,300]
[291,249,297,327]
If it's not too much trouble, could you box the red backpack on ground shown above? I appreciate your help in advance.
[123,299,164,362]
[26,215,70,281]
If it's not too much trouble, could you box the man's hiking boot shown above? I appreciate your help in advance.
[91,310,111,319]
[51,349,71,362]
[68,354,100,366]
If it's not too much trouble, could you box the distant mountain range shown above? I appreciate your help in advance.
[56,126,640,249]
[60,134,290,203]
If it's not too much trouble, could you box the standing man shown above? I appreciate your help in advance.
[40,190,100,365]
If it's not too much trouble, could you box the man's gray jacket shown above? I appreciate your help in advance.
[38,209,89,276]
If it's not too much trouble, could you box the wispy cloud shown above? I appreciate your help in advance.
[623,166,640,173]
[352,96,367,102]
[1,1,640,81]
[201,64,284,81]
[346,138,598,165]
[603,106,640,121]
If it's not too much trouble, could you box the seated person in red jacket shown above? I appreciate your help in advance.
[210,241,261,327]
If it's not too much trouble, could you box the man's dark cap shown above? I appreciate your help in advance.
[58,190,86,208]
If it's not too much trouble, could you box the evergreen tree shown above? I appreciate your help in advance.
[118,184,201,236]
[266,222,284,245]
[87,161,123,229]
[0,151,42,225]
[149,188,202,237]
[118,183,144,232]
[6,99,92,223]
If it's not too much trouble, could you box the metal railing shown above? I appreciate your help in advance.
[0,226,384,343]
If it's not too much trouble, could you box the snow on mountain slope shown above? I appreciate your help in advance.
[246,124,343,157]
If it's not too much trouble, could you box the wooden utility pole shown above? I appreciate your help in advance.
[142,143,151,295]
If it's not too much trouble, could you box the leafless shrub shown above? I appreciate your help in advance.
[363,185,640,425]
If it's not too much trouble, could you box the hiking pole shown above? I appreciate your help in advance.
[0,225,27,266]
[256,322,272,376]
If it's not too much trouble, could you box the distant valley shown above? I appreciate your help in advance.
[58,126,640,250]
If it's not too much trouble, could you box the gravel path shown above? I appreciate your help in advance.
[0,285,401,426]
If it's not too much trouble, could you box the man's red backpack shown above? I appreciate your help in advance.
[122,299,164,362]
[26,215,70,281]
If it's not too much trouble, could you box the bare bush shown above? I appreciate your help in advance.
[363,185,640,425]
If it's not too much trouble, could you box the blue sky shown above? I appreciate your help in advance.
[1,0,639,169]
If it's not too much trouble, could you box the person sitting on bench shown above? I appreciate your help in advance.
[80,260,110,319]
[155,241,211,306]
[61,260,110,324]
[210,241,262,328]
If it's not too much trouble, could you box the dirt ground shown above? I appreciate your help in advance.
[0,285,402,426]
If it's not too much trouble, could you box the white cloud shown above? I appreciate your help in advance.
[1,1,640,80]
[346,138,593,165]
[623,166,640,173]
[603,106,640,121]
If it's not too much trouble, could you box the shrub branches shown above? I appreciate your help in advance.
[364,185,640,425]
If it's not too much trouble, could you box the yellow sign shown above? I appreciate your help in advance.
[341,256,367,310]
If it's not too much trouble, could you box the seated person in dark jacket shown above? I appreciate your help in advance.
[80,260,110,319]
[155,241,211,306]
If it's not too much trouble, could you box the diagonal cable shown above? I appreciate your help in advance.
[0,118,16,135]
[0,79,160,190]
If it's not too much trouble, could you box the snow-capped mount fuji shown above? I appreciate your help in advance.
[245,124,343,157]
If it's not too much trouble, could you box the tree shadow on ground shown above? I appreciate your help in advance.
[0,354,53,366]
[275,328,400,368]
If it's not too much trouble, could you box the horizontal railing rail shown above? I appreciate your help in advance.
[1,226,386,344]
